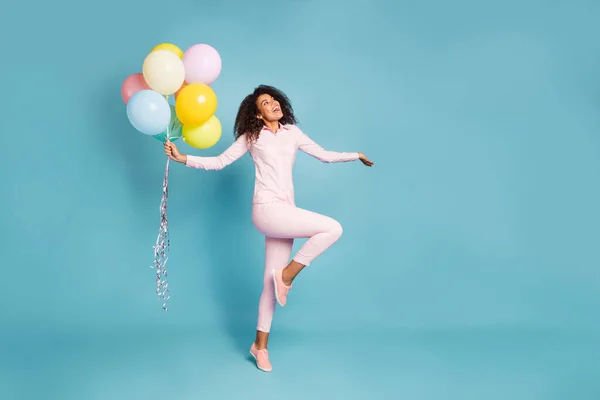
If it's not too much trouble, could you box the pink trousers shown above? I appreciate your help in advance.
[251,201,344,332]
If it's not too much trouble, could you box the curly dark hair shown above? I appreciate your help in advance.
[234,85,298,144]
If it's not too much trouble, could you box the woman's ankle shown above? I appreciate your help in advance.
[282,260,306,286]
[281,268,294,286]
[254,341,267,350]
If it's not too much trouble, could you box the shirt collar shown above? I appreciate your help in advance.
[262,123,291,133]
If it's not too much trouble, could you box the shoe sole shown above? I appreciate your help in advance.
[272,269,285,307]
[250,350,272,372]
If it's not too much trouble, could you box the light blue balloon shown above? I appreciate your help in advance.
[126,90,171,136]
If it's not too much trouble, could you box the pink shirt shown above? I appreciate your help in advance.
[185,124,359,204]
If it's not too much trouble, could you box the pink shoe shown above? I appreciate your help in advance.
[250,343,272,372]
[272,268,292,307]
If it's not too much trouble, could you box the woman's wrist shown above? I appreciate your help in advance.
[178,155,188,164]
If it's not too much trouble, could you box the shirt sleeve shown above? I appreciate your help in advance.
[185,135,249,170]
[296,128,360,163]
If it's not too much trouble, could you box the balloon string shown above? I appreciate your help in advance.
[151,157,171,311]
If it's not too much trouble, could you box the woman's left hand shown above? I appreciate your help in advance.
[358,152,374,167]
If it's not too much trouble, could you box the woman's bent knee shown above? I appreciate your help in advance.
[329,220,343,239]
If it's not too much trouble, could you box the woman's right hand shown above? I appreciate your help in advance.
[164,141,187,163]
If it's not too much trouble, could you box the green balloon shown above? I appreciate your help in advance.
[153,105,182,143]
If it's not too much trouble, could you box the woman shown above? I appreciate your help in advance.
[164,85,373,372]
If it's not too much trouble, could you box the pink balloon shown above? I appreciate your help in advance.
[121,73,151,104]
[182,44,222,85]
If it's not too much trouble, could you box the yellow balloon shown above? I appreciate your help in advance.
[175,83,218,126]
[182,116,222,149]
[151,43,184,59]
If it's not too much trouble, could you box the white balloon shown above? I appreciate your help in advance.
[142,50,185,95]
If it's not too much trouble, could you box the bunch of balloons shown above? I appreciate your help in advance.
[121,42,223,149]
[121,42,223,311]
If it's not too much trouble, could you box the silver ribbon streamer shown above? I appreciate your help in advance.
[152,157,171,311]
[150,103,181,311]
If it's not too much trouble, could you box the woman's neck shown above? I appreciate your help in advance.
[263,121,280,132]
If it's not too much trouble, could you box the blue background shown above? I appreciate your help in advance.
[2,0,600,398]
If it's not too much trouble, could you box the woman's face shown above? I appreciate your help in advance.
[256,94,283,122]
